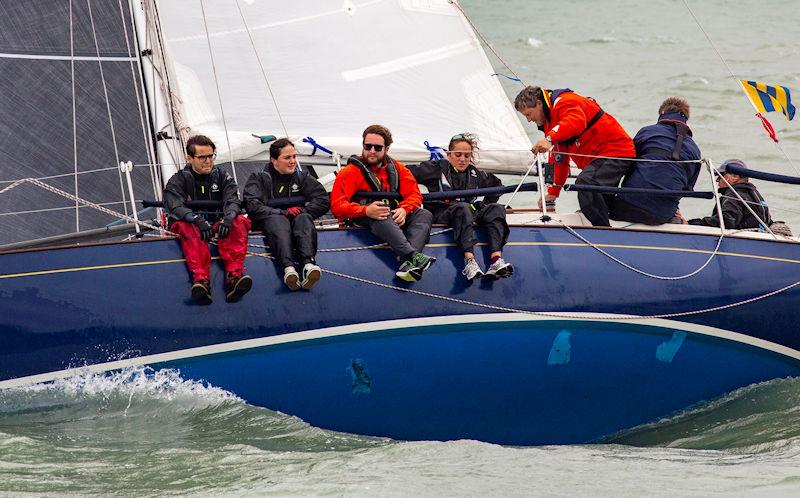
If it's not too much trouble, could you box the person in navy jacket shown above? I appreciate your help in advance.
[610,97,702,225]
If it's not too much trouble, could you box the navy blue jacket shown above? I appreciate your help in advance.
[617,112,702,220]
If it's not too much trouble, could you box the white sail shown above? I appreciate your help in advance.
[153,0,532,173]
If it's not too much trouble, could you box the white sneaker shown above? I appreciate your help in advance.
[301,263,322,290]
[284,266,301,291]
[462,258,484,281]
[484,258,513,279]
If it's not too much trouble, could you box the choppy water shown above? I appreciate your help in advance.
[1,368,799,495]
[3,0,800,494]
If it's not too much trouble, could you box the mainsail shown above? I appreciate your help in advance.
[151,0,532,180]
[0,0,157,245]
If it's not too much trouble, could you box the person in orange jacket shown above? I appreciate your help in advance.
[515,86,636,226]
[330,124,435,282]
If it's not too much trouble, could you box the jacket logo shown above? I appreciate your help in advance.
[470,169,477,177]
[291,183,299,192]
[211,183,219,192]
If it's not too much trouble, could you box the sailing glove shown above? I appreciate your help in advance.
[217,218,232,239]
[286,207,304,219]
[194,217,214,241]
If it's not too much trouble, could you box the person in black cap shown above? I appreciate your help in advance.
[688,158,772,229]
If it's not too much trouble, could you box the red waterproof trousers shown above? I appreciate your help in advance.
[171,215,251,282]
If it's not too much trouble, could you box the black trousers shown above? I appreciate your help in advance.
[575,158,634,226]
[355,208,433,259]
[432,202,509,254]
[609,197,672,225]
[262,212,317,268]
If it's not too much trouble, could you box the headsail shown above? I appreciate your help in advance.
[152,0,532,176]
[0,0,157,245]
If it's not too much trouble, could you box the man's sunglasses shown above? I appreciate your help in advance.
[363,143,384,152]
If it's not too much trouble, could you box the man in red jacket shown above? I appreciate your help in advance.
[515,86,636,226]
[331,124,435,282]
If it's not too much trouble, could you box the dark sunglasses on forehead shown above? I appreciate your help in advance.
[363,143,384,152]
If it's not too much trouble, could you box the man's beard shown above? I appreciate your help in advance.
[362,154,384,167]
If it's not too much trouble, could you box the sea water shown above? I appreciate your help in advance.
[2,0,800,494]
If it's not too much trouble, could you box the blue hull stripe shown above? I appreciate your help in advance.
[1,312,798,390]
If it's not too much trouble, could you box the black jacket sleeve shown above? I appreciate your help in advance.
[689,195,743,228]
[243,172,283,223]
[301,175,331,219]
[408,160,444,190]
[479,170,504,205]
[163,171,195,222]
[219,170,242,222]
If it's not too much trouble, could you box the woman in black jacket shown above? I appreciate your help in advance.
[244,138,330,290]
[410,133,512,281]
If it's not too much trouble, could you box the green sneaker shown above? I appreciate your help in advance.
[395,260,419,282]
[411,252,436,274]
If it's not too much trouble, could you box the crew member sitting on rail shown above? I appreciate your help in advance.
[610,96,701,225]
[688,159,774,230]
[243,138,330,291]
[410,133,512,281]
[330,124,435,282]
[514,85,636,226]
[163,135,252,305]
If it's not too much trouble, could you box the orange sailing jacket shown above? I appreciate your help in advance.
[542,89,635,196]
[330,157,422,220]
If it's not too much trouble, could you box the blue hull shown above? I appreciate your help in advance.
[2,225,800,444]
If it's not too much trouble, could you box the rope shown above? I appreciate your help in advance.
[246,238,800,321]
[0,178,167,234]
[199,0,238,184]
[302,137,335,156]
[557,222,724,280]
[447,0,523,85]
[424,141,446,160]
[234,0,289,138]
[86,0,128,218]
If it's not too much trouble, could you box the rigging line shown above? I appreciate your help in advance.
[715,170,777,238]
[234,0,289,138]
[0,201,131,218]
[86,0,129,219]
[119,0,160,200]
[0,165,121,184]
[558,221,725,281]
[246,249,800,321]
[0,178,167,234]
[681,0,798,175]
[69,0,80,232]
[199,0,238,185]
[447,0,523,85]
[149,0,184,168]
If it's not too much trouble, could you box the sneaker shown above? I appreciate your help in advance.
[411,252,437,273]
[191,279,212,305]
[395,260,419,282]
[301,263,322,290]
[225,273,252,303]
[484,258,513,279]
[284,266,301,291]
[462,258,484,281]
